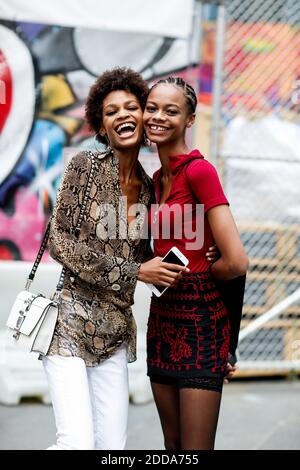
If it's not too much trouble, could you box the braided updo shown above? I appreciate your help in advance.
[151,76,197,115]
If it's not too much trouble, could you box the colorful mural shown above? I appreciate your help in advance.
[0,20,198,261]
[2,18,299,262]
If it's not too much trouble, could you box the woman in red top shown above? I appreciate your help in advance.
[143,77,248,450]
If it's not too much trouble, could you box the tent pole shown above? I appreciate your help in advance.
[189,0,204,148]
[210,0,226,166]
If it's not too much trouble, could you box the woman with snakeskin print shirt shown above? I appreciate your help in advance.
[42,68,186,450]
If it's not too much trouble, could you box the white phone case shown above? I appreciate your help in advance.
[149,246,189,297]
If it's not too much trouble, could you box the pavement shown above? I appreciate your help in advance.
[0,379,300,450]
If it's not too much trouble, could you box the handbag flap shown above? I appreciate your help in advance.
[6,290,55,335]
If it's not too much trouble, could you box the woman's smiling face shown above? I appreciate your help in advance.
[143,83,194,146]
[100,90,144,151]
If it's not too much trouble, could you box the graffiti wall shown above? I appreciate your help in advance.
[0,20,198,261]
[3,16,299,262]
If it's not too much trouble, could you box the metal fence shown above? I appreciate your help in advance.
[210,0,300,374]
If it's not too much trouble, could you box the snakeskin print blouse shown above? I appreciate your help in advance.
[47,149,153,366]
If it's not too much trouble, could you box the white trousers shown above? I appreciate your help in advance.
[42,344,129,450]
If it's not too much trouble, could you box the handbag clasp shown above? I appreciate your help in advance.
[25,278,33,291]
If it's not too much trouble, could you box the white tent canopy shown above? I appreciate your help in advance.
[0,0,194,39]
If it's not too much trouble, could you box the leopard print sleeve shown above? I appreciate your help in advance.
[48,152,140,291]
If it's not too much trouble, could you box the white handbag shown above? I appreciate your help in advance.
[6,290,60,355]
[6,151,96,356]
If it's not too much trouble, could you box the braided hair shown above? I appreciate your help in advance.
[151,76,197,115]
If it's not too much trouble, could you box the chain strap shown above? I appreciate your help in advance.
[25,151,96,293]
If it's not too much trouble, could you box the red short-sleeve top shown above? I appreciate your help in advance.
[149,149,229,272]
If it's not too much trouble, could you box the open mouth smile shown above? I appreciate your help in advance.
[115,122,137,138]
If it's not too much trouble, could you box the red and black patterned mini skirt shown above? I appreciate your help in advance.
[147,272,230,393]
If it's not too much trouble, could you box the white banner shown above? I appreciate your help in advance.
[0,0,194,39]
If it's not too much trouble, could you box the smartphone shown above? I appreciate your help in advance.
[149,246,189,297]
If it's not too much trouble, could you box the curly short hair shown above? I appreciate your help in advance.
[85,67,149,144]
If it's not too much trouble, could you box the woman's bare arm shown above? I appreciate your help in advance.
[207,205,248,280]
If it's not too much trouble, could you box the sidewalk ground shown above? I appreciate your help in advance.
[0,379,299,450]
